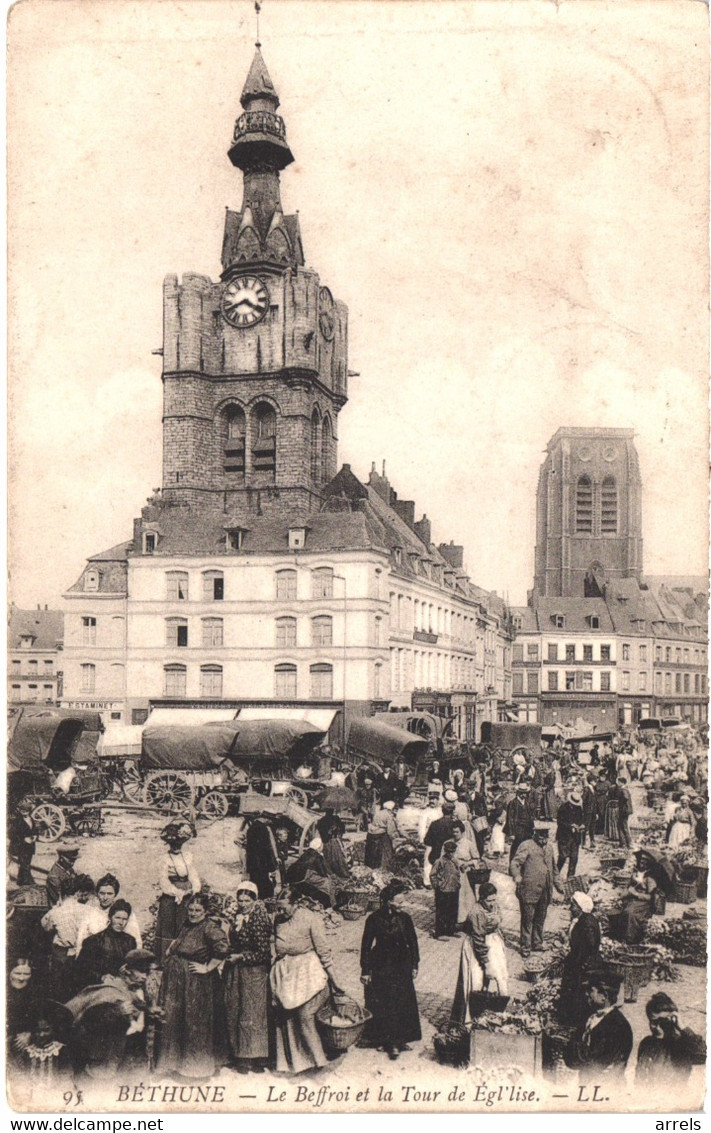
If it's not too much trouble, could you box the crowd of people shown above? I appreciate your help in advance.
[6,724,707,1091]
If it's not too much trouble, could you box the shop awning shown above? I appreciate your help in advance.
[237,707,339,733]
[98,725,144,758]
[146,708,238,727]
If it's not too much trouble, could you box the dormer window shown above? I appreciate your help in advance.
[588,615,600,629]
[512,615,522,631]
[288,527,308,551]
[552,614,565,629]
[393,547,402,568]
[225,527,246,551]
[85,570,99,592]
[143,532,157,555]
[19,635,35,650]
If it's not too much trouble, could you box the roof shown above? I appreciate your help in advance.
[240,46,279,108]
[532,597,615,634]
[8,607,64,650]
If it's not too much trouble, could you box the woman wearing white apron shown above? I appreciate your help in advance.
[450,882,509,1026]
[451,822,481,924]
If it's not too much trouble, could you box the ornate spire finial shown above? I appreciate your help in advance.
[255,1,261,48]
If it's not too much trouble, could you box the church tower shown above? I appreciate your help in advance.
[160,46,349,516]
[532,427,643,599]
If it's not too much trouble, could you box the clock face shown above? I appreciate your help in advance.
[222,276,269,327]
[578,445,592,462]
[603,445,617,462]
[319,286,335,340]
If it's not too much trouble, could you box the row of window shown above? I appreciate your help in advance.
[513,641,708,666]
[159,567,338,603]
[10,659,55,671]
[77,662,340,700]
[514,643,614,663]
[161,615,339,649]
[513,670,708,697]
[389,592,485,645]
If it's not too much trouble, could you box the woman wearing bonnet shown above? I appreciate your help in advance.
[223,881,273,1072]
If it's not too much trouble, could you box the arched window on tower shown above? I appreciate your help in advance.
[223,405,246,475]
[321,415,334,484]
[601,476,618,534]
[251,402,277,479]
[310,407,321,485]
[576,476,593,533]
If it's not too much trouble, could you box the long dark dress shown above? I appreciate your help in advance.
[81,928,137,986]
[223,902,272,1065]
[158,918,229,1078]
[558,912,601,1026]
[246,820,280,899]
[360,908,421,1051]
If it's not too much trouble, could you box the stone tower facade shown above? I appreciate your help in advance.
[532,427,643,599]
[161,47,348,517]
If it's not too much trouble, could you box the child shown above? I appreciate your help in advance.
[430,839,460,940]
[489,812,506,857]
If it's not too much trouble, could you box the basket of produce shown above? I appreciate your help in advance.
[650,888,667,916]
[646,790,663,808]
[688,865,708,899]
[522,955,549,983]
[562,875,589,899]
[433,1024,470,1067]
[316,995,371,1052]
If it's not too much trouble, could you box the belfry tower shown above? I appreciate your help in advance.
[160,45,349,516]
[532,427,643,599]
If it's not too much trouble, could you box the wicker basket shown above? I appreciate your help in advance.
[689,866,708,899]
[672,878,698,905]
[523,956,549,982]
[340,904,365,921]
[468,990,510,1016]
[600,856,627,872]
[606,951,655,1003]
[434,1026,470,1067]
[468,867,492,886]
[316,998,371,1052]
[563,875,590,899]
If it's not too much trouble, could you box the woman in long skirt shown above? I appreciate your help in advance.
[158,894,229,1079]
[223,882,272,1072]
[360,881,421,1060]
[451,882,508,1026]
[155,822,201,964]
[270,887,345,1074]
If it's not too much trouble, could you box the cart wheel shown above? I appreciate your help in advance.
[121,762,144,803]
[196,791,229,819]
[286,785,308,808]
[72,809,103,837]
[144,771,194,814]
[32,803,66,842]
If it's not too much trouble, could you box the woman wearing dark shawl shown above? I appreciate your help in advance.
[360,881,421,1060]
[223,882,272,1071]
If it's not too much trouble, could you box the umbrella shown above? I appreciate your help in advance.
[635,846,675,895]
[317,786,359,811]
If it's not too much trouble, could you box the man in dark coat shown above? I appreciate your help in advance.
[505,784,536,859]
[615,776,634,848]
[378,767,408,808]
[45,846,81,907]
[245,816,280,899]
[510,824,563,956]
[8,800,38,886]
[570,970,633,1083]
[423,801,456,870]
[556,791,584,879]
[635,992,706,1084]
[581,774,598,849]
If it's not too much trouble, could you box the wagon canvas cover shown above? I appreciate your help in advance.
[347,718,429,765]
[7,708,103,772]
[141,724,241,769]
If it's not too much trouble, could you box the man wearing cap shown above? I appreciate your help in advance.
[556,790,585,879]
[569,969,633,1083]
[581,773,598,849]
[46,845,81,907]
[505,784,536,860]
[63,949,157,1077]
[510,824,563,956]
[8,799,38,886]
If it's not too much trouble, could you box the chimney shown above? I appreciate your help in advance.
[414,514,431,547]
[438,540,464,569]
[368,461,392,504]
[393,499,416,528]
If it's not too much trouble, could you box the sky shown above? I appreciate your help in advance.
[7,0,709,610]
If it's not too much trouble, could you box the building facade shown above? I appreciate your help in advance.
[8,606,64,707]
[61,47,513,740]
[515,427,707,729]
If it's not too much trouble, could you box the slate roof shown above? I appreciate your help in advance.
[9,606,64,650]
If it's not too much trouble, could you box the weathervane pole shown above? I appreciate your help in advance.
[255,0,261,47]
